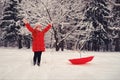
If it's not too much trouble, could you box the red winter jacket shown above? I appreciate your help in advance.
[25,23,51,52]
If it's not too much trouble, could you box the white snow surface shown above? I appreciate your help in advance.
[0,47,120,80]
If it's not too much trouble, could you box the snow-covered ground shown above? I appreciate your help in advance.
[0,47,120,80]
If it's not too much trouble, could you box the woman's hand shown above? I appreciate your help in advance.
[50,21,53,26]
[50,21,53,24]
[22,18,29,24]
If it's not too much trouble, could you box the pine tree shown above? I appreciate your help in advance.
[0,0,21,47]
[111,0,120,51]
[83,0,111,51]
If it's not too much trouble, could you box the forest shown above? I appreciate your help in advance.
[0,0,120,52]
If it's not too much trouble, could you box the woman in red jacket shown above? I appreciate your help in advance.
[23,18,52,66]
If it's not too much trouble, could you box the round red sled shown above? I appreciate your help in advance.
[69,56,94,65]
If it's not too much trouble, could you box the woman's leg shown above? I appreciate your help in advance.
[33,52,37,65]
[37,51,42,66]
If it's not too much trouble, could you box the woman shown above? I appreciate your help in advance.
[22,18,52,66]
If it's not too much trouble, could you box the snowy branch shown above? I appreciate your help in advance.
[108,27,120,31]
[109,0,120,6]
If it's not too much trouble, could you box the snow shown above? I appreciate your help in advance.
[0,47,120,80]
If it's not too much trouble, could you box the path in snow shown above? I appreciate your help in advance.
[0,47,120,80]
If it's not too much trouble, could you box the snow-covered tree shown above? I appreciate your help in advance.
[19,0,50,25]
[0,0,22,47]
[82,0,111,51]
[47,0,88,51]
[109,0,120,51]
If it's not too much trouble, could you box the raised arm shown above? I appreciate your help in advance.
[42,23,52,33]
[22,18,34,33]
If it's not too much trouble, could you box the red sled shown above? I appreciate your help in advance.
[69,56,94,65]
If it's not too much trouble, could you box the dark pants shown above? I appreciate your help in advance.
[33,51,42,65]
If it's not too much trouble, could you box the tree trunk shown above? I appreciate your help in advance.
[18,35,22,49]
[4,40,8,47]
[114,38,120,51]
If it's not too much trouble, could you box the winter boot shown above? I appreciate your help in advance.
[37,63,40,66]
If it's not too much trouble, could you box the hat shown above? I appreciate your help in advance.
[34,22,42,29]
